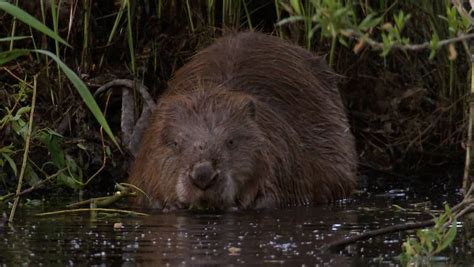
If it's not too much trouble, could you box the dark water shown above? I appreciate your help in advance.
[1,177,473,266]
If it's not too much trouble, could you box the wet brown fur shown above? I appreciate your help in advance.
[128,32,357,209]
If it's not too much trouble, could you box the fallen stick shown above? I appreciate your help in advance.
[322,184,474,251]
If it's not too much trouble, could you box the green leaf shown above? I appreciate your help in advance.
[33,49,119,148]
[381,34,392,57]
[106,146,112,157]
[0,48,119,149]
[38,130,65,167]
[461,15,471,31]
[334,7,349,19]
[0,49,30,65]
[402,239,416,256]
[424,231,435,253]
[436,212,448,228]
[77,143,87,150]
[276,15,305,27]
[25,163,41,187]
[338,37,348,47]
[436,224,457,253]
[444,203,453,215]
[11,119,27,139]
[58,173,83,190]
[392,204,407,211]
[0,145,14,153]
[2,153,17,176]
[0,1,70,47]
[429,32,440,60]
[65,154,80,176]
[0,145,18,177]
[290,0,302,15]
[359,14,382,31]
[393,11,411,32]
[13,106,32,120]
[0,36,31,42]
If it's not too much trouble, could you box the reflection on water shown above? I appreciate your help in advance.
[0,177,472,266]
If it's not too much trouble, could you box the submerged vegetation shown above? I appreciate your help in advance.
[0,0,473,263]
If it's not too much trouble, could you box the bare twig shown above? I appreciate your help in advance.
[460,0,474,192]
[94,79,155,108]
[84,93,110,186]
[34,208,148,217]
[322,184,474,251]
[94,79,156,156]
[8,75,37,224]
[321,219,436,251]
[14,168,66,197]
[353,32,474,52]
[67,183,135,208]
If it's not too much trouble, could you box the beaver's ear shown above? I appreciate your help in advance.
[244,99,256,119]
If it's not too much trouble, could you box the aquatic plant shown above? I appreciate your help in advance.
[399,205,458,266]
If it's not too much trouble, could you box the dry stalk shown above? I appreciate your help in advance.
[34,208,148,217]
[8,75,37,223]
[455,0,474,193]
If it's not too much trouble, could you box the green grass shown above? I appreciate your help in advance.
[0,2,119,148]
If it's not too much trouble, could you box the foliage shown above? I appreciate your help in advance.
[36,129,83,189]
[278,0,371,63]
[276,0,470,61]
[399,205,458,266]
[0,0,68,46]
[0,81,31,184]
[0,82,86,195]
[0,1,118,147]
[0,145,17,178]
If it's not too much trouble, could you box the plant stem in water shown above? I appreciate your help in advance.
[8,76,37,223]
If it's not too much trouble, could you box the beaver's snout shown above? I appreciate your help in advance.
[189,161,219,190]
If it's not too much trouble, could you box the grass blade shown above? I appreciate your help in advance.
[0,48,119,149]
[0,49,30,65]
[125,0,136,74]
[33,49,119,148]
[0,36,31,42]
[0,1,70,47]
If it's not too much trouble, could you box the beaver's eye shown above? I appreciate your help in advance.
[226,139,236,149]
[173,140,179,147]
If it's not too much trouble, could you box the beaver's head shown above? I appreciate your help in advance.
[156,88,265,209]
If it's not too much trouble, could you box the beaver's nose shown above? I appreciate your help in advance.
[189,161,219,190]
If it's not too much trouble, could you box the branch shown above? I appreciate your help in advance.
[322,184,474,251]
[34,208,148,217]
[320,219,435,251]
[66,183,135,208]
[354,32,474,52]
[94,79,156,156]
[15,168,66,197]
[451,0,474,26]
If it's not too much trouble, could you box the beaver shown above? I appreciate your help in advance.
[128,32,357,210]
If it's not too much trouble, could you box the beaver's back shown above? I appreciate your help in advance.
[166,32,357,203]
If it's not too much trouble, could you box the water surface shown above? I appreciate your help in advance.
[1,176,472,266]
